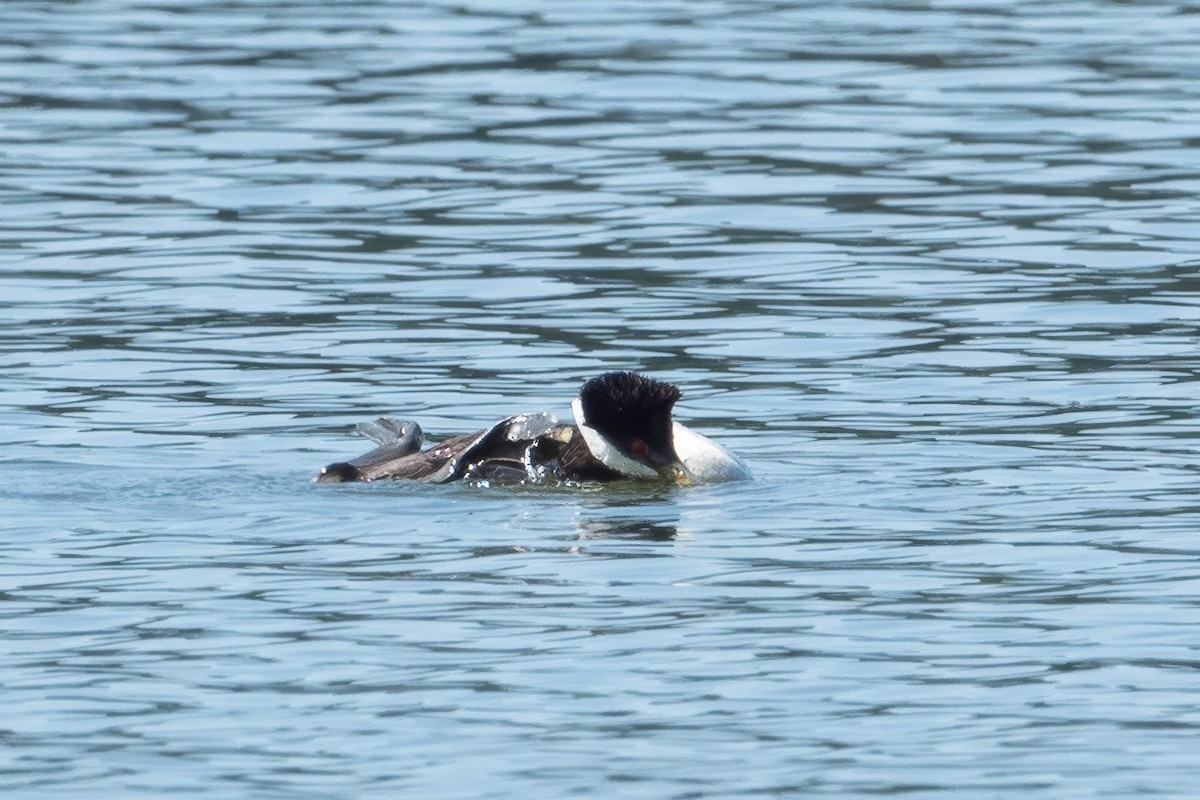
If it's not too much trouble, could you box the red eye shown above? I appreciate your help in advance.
[632,439,648,456]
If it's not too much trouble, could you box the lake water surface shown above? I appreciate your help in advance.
[3,1,1200,797]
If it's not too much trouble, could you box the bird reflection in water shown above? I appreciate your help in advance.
[574,517,680,542]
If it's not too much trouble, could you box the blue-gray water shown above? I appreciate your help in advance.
[3,1,1200,797]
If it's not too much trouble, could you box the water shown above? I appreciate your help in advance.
[3,0,1200,796]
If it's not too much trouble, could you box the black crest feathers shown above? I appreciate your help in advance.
[578,372,681,443]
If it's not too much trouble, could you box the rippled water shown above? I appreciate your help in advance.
[4,1,1200,797]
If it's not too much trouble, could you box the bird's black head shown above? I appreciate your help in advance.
[578,371,682,470]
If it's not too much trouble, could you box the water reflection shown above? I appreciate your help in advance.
[3,0,1200,797]
[575,517,679,542]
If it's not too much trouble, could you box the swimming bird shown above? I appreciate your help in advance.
[314,371,748,485]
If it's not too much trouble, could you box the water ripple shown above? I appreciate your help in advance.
[3,1,1200,797]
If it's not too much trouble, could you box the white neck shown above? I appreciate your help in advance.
[571,397,659,479]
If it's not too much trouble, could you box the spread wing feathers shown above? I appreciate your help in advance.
[434,412,559,483]
[316,413,559,484]
[356,417,423,449]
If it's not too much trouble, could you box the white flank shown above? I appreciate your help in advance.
[671,422,751,484]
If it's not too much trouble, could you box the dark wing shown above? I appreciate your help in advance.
[315,412,560,484]
[316,430,481,483]
[433,413,557,483]
[527,425,624,482]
